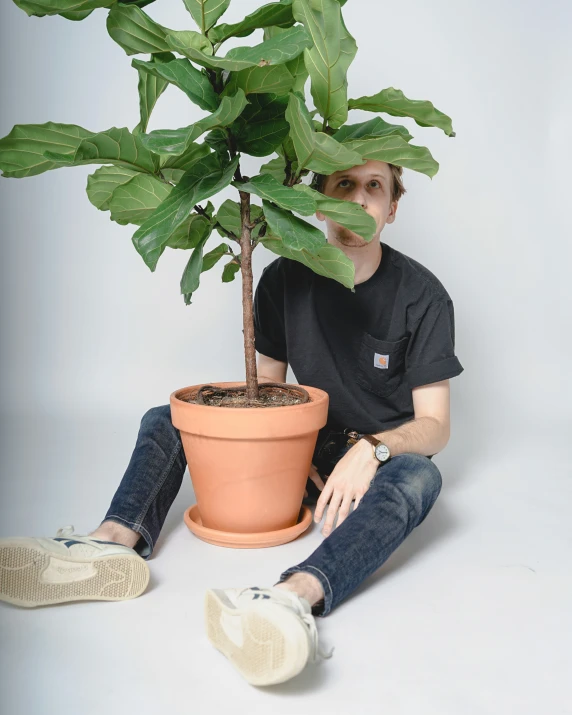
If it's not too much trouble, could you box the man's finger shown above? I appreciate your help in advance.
[322,491,343,536]
[314,483,333,523]
[334,491,354,529]
[310,472,326,491]
[309,463,325,487]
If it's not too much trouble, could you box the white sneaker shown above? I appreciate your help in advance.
[0,525,150,608]
[204,585,335,686]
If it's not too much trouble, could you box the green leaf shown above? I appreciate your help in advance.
[180,229,212,305]
[348,87,456,137]
[208,2,295,44]
[60,9,96,20]
[259,155,287,183]
[221,64,294,98]
[107,173,172,225]
[230,93,290,157]
[132,52,174,136]
[42,127,159,174]
[160,141,212,184]
[292,183,376,241]
[214,199,241,237]
[233,174,316,215]
[224,24,311,66]
[285,91,365,175]
[262,200,325,252]
[166,24,311,72]
[201,242,230,272]
[137,89,249,156]
[277,132,297,163]
[0,122,95,179]
[12,0,159,18]
[333,116,413,143]
[131,56,219,114]
[260,233,355,289]
[12,0,110,18]
[183,0,231,34]
[204,128,230,161]
[132,152,239,271]
[292,0,357,130]
[166,213,212,249]
[222,260,241,282]
[106,3,178,55]
[343,134,439,178]
[284,50,309,95]
[86,165,140,211]
[214,199,263,239]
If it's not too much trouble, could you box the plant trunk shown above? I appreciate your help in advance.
[239,189,259,402]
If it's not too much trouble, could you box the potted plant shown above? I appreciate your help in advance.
[0,0,454,546]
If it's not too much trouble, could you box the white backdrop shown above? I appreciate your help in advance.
[1,2,572,715]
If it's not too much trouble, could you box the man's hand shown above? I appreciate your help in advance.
[303,463,326,498]
[314,440,379,536]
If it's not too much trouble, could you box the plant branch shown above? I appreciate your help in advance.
[238,188,259,400]
[157,170,174,186]
[193,203,238,242]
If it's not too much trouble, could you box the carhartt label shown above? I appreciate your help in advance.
[41,557,97,584]
[374,353,389,369]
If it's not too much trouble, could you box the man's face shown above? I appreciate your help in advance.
[316,159,398,248]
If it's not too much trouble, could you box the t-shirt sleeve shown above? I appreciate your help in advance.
[253,264,288,363]
[404,298,464,389]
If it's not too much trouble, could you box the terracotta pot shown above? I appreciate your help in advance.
[170,382,329,535]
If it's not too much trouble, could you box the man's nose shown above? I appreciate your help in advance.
[351,189,367,208]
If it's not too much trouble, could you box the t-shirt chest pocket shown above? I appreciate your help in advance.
[355,333,410,397]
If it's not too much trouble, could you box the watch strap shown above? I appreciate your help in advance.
[361,434,381,448]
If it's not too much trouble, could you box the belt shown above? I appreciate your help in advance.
[319,427,365,453]
[343,428,364,446]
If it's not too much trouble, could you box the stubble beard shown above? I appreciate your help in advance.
[331,226,372,248]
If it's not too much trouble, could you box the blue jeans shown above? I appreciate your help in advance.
[102,405,442,618]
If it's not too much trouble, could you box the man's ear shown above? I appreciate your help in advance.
[385,200,398,224]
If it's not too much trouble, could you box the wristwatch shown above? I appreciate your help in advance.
[361,434,391,464]
[345,430,391,464]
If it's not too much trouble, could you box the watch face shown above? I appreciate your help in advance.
[375,444,390,462]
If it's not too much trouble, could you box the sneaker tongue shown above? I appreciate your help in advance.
[237,587,311,615]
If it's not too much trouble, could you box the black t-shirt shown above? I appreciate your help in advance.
[253,240,464,451]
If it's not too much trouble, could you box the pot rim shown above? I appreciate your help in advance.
[170,381,329,414]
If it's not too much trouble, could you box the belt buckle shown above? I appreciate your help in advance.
[344,428,361,446]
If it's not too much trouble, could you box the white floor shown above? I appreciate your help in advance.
[0,412,570,715]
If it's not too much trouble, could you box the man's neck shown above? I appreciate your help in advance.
[327,237,383,285]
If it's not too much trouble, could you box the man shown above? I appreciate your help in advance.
[0,159,464,688]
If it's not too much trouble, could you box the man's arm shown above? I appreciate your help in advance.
[256,352,288,384]
[357,379,452,461]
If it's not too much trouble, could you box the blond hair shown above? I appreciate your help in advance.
[310,163,406,204]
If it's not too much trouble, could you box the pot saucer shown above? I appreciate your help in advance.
[183,503,313,548]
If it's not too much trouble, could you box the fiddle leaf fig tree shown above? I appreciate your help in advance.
[1,0,455,403]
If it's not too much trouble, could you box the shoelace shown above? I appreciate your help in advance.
[302,611,335,662]
[56,525,76,538]
[239,586,335,662]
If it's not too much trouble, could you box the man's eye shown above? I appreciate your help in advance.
[337,180,381,188]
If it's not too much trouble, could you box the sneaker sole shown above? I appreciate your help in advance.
[0,542,150,608]
[204,588,310,686]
